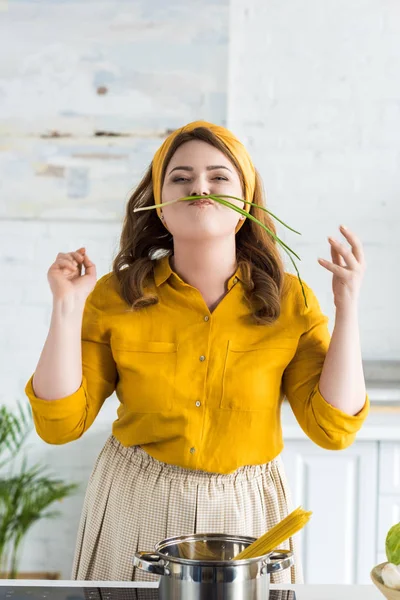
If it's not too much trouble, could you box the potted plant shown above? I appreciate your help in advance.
[0,402,78,579]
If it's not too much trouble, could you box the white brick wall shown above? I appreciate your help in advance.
[0,219,122,576]
[228,0,400,358]
[0,0,399,579]
[0,0,229,578]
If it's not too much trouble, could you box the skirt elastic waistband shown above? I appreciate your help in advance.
[109,435,279,484]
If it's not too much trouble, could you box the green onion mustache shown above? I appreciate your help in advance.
[134,193,308,307]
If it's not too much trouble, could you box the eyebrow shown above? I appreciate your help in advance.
[168,165,232,175]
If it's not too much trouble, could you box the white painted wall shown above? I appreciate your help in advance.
[0,0,399,579]
[0,0,229,578]
[228,0,400,358]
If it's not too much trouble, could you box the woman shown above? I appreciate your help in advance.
[25,120,369,583]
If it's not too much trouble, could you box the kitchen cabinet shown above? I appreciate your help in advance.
[379,443,400,494]
[377,496,400,565]
[377,443,400,565]
[281,440,378,584]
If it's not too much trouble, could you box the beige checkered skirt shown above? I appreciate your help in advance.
[71,436,303,583]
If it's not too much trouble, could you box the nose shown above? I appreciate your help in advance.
[190,175,210,197]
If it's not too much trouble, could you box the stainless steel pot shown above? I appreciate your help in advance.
[133,533,294,600]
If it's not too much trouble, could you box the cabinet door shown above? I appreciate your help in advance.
[378,443,400,564]
[281,441,378,584]
[377,495,400,557]
[379,443,400,494]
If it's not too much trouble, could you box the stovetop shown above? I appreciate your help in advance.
[0,587,296,600]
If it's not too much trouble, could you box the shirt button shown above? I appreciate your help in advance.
[199,355,206,362]
[190,447,196,454]
[204,315,209,322]
[233,277,238,284]
[195,401,201,407]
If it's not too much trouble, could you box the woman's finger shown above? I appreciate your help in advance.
[82,253,96,277]
[57,253,78,266]
[318,258,349,277]
[54,258,79,272]
[330,243,345,267]
[328,237,358,270]
[339,226,365,264]
[70,251,85,264]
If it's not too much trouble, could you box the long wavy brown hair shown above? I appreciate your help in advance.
[113,126,287,324]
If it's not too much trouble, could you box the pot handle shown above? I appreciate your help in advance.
[266,549,294,574]
[133,551,166,575]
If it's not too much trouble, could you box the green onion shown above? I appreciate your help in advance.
[134,194,308,307]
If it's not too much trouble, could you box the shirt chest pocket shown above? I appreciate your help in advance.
[220,340,297,412]
[112,339,178,413]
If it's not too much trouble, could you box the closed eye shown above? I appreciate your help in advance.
[172,176,228,183]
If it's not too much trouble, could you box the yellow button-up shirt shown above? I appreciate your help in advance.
[25,255,369,474]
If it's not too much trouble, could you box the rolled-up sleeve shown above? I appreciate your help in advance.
[282,281,369,450]
[25,275,117,444]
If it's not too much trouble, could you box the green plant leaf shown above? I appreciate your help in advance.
[0,404,78,576]
[0,403,32,470]
[209,194,302,235]
[207,195,301,260]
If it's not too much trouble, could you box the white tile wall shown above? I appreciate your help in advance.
[0,0,399,579]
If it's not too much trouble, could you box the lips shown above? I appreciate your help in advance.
[189,199,214,206]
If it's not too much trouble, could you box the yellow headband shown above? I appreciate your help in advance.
[152,120,256,233]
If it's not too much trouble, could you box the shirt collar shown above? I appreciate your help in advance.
[153,255,242,289]
[154,255,173,287]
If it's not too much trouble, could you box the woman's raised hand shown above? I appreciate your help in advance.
[47,247,97,305]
